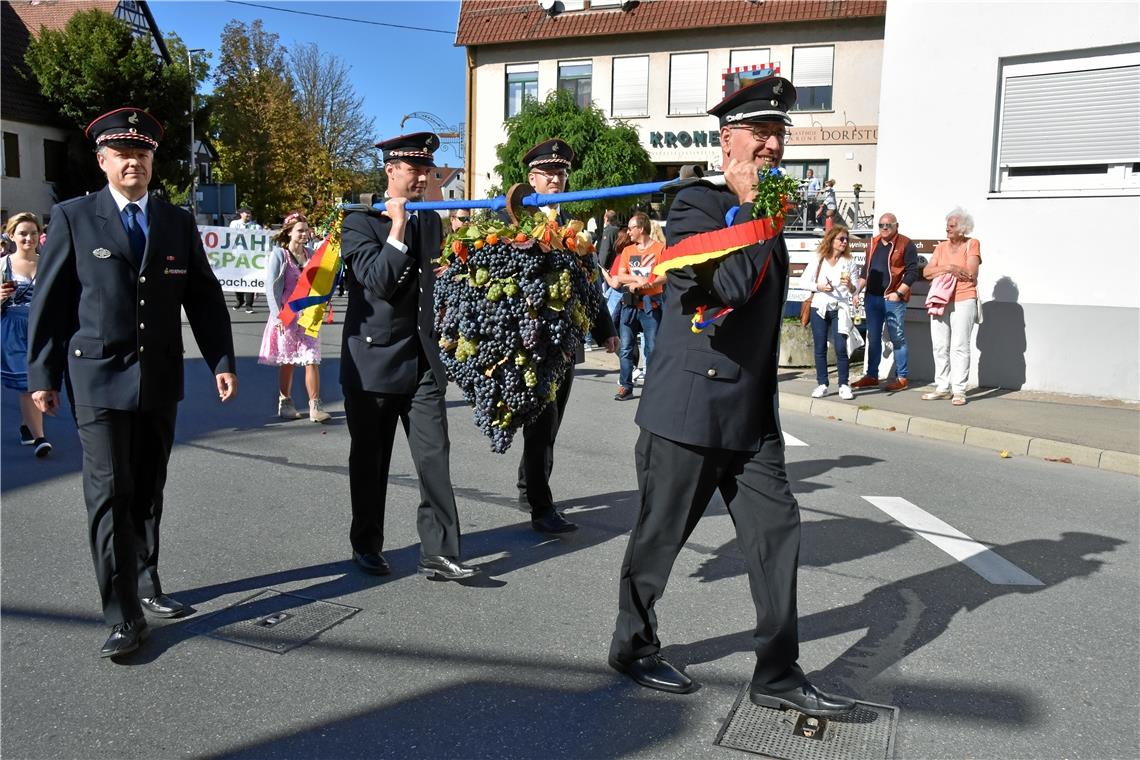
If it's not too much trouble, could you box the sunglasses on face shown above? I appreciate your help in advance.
[456,216,469,222]
[837,237,849,243]
[879,223,896,229]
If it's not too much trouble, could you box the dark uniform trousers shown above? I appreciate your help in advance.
[516,361,575,512]
[75,402,177,626]
[345,364,461,559]
[611,428,807,691]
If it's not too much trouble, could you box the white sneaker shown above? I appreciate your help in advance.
[811,384,828,398]
[838,385,854,400]
[632,368,644,383]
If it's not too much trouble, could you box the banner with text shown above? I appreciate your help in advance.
[199,225,274,293]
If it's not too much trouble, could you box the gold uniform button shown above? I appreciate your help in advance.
[707,368,717,378]
[139,276,147,284]
[74,349,82,357]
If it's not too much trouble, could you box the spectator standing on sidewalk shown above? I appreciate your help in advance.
[258,210,330,423]
[803,168,821,230]
[799,225,861,400]
[851,213,919,392]
[922,207,982,406]
[230,207,260,313]
[596,209,621,271]
[1,212,52,457]
[612,212,664,401]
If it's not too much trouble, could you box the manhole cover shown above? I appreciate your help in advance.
[188,589,360,654]
[715,685,897,759]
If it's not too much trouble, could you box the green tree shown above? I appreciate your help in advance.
[289,42,376,217]
[492,90,654,222]
[211,19,317,224]
[23,9,204,198]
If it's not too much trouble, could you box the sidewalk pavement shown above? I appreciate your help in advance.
[580,350,1139,477]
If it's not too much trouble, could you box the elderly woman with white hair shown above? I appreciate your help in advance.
[922,207,982,405]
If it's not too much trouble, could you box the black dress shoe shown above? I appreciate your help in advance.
[749,681,857,717]
[139,594,189,618]
[353,551,391,576]
[531,510,578,534]
[418,555,479,581]
[608,654,695,694]
[99,618,149,659]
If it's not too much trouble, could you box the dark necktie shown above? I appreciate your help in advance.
[125,203,146,264]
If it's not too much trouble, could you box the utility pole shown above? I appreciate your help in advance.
[187,48,206,220]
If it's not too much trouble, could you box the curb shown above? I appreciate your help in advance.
[779,391,1140,477]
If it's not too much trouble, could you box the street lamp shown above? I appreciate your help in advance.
[187,48,206,220]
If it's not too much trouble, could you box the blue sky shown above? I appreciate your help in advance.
[149,0,467,163]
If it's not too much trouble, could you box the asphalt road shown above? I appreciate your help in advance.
[2,309,1137,760]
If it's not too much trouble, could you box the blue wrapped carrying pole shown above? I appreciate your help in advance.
[341,174,726,215]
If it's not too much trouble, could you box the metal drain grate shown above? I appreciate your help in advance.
[715,685,897,760]
[188,589,360,654]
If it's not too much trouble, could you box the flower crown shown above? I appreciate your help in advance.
[283,212,307,227]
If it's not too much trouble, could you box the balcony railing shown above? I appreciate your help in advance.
[784,189,875,233]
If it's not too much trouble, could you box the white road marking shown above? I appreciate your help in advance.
[862,496,1043,586]
[783,432,808,447]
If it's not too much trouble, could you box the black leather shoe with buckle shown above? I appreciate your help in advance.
[418,555,479,581]
[748,681,857,717]
[139,594,189,618]
[100,618,149,659]
[353,551,392,576]
[608,654,696,694]
[531,510,578,534]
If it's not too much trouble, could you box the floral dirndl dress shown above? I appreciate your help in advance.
[257,251,322,366]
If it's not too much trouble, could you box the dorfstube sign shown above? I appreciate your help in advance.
[646,125,878,149]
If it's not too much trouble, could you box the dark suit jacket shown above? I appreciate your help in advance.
[634,183,789,452]
[27,187,235,411]
[339,208,448,394]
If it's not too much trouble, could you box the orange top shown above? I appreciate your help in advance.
[617,241,665,297]
[930,238,982,301]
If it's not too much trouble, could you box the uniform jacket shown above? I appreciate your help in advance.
[27,186,235,411]
[634,183,789,452]
[339,208,448,394]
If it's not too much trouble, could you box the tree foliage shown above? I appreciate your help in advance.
[23,9,204,198]
[493,90,655,221]
[289,42,375,216]
[211,19,318,225]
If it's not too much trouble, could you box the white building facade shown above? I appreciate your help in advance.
[876,1,1139,400]
[461,2,885,227]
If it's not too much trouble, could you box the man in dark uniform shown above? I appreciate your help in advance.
[27,107,237,659]
[607,78,857,717]
[339,132,477,582]
[512,139,618,535]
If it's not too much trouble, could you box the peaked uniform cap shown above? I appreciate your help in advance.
[376,132,440,167]
[85,107,163,150]
[708,76,797,127]
[523,139,574,169]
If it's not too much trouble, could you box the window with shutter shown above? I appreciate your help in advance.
[670,52,708,116]
[995,50,1139,193]
[730,49,772,71]
[792,46,834,111]
[612,56,649,117]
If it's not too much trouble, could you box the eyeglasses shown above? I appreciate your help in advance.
[732,125,788,143]
[878,223,896,229]
[531,169,567,180]
[837,237,849,243]
[456,216,469,222]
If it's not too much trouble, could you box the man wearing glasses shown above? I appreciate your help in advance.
[608,77,857,718]
[513,139,618,535]
[851,214,919,392]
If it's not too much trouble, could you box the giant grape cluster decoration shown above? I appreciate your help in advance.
[434,213,602,453]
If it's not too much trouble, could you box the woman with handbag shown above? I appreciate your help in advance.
[797,225,862,400]
[921,207,982,406]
